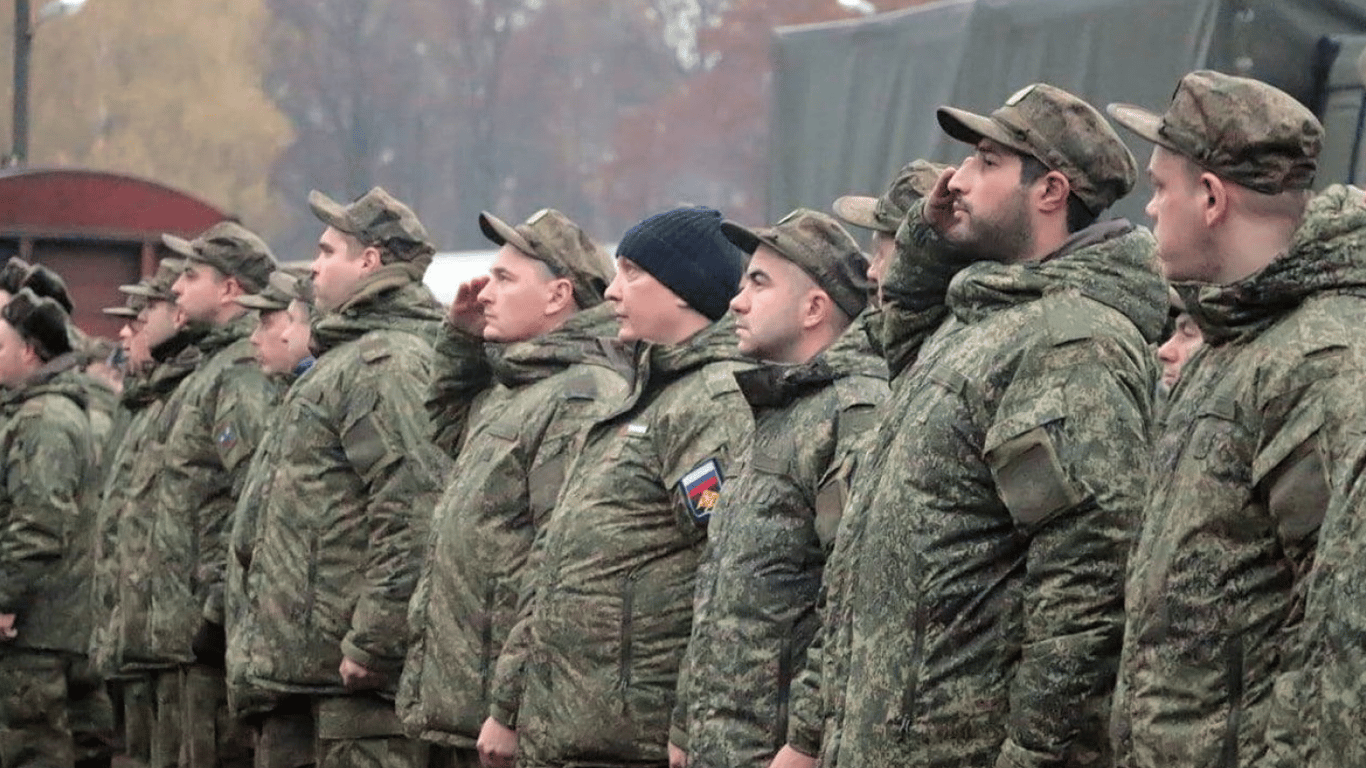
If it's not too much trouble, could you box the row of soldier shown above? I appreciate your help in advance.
[0,66,1361,768]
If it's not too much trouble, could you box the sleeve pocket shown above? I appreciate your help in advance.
[984,412,1082,529]
[1255,403,1328,542]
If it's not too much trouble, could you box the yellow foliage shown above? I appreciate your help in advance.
[1,0,295,237]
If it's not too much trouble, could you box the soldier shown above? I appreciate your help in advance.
[667,209,887,768]
[227,187,450,767]
[474,206,751,768]
[0,290,98,768]
[236,270,315,380]
[397,208,627,768]
[1105,71,1366,768]
[126,223,278,768]
[1155,299,1202,395]
[832,160,948,301]
[784,84,1166,768]
[92,261,201,768]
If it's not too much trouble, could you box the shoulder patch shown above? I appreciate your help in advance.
[359,336,392,365]
[560,370,600,401]
[678,458,724,524]
[703,365,742,399]
[1044,303,1097,346]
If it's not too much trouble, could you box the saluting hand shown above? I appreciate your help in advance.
[0,613,15,641]
[668,742,689,768]
[449,275,491,337]
[921,166,960,237]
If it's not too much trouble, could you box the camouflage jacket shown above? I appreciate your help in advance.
[821,210,1165,768]
[1113,185,1366,768]
[90,328,205,674]
[229,266,451,702]
[397,304,629,748]
[489,317,752,767]
[225,363,313,716]
[676,314,888,768]
[0,358,97,654]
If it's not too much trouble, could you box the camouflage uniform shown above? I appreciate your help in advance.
[676,321,886,767]
[817,84,1167,768]
[91,266,204,768]
[489,317,753,767]
[0,315,98,767]
[228,187,450,767]
[1103,73,1366,768]
[398,209,627,762]
[667,210,886,768]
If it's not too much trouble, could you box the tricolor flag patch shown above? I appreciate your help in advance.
[679,458,724,524]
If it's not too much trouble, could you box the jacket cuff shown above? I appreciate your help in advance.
[669,723,689,752]
[488,703,518,730]
[340,636,403,677]
[203,591,224,626]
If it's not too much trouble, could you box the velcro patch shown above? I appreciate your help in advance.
[679,458,724,524]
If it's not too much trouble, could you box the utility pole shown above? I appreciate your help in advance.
[12,0,33,164]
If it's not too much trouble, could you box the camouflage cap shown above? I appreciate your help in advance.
[1106,70,1322,195]
[101,298,143,319]
[309,187,435,264]
[162,221,278,293]
[721,208,871,319]
[937,83,1137,214]
[236,269,312,312]
[833,160,951,233]
[479,208,614,308]
[119,259,185,303]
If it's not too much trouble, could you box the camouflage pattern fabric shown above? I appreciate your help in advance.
[675,313,887,768]
[815,202,1165,768]
[488,317,754,767]
[228,265,450,705]
[1113,184,1366,768]
[0,360,97,768]
[90,327,203,677]
[0,359,99,656]
[0,650,73,768]
[149,312,278,645]
[398,304,628,749]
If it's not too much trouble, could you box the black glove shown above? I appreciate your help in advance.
[191,621,227,669]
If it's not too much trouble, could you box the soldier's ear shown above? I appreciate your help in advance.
[360,245,384,273]
[1200,173,1228,226]
[1037,170,1070,215]
[545,277,574,316]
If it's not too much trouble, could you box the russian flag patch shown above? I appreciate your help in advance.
[679,458,724,523]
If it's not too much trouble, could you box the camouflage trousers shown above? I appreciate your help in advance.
[180,664,252,768]
[0,648,73,768]
[253,694,427,768]
[66,657,114,767]
[115,670,179,768]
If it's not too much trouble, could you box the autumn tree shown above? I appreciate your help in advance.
[0,0,293,235]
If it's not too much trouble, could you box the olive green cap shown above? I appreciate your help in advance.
[479,208,614,308]
[721,208,870,320]
[1107,70,1322,195]
[937,82,1137,214]
[834,160,951,233]
[162,221,278,293]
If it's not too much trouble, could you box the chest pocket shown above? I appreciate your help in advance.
[1189,395,1255,487]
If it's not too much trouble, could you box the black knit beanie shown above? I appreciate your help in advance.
[615,206,745,321]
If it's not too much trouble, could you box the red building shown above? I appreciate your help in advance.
[0,168,228,337]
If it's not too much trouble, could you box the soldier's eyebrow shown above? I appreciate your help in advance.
[745,267,770,284]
